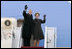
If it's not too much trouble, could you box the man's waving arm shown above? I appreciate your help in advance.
[23,5,28,17]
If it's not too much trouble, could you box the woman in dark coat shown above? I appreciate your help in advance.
[33,12,46,47]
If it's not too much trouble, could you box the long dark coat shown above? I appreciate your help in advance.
[33,19,46,40]
[22,10,33,39]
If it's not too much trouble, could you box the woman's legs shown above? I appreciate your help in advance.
[37,40,39,47]
[34,40,37,47]
[34,40,39,47]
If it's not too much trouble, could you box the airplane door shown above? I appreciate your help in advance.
[44,26,57,48]
[1,18,17,48]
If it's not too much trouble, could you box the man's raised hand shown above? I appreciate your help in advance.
[25,5,28,10]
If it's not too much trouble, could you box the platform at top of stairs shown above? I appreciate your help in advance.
[21,46,44,48]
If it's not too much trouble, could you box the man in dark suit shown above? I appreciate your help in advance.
[22,5,33,46]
